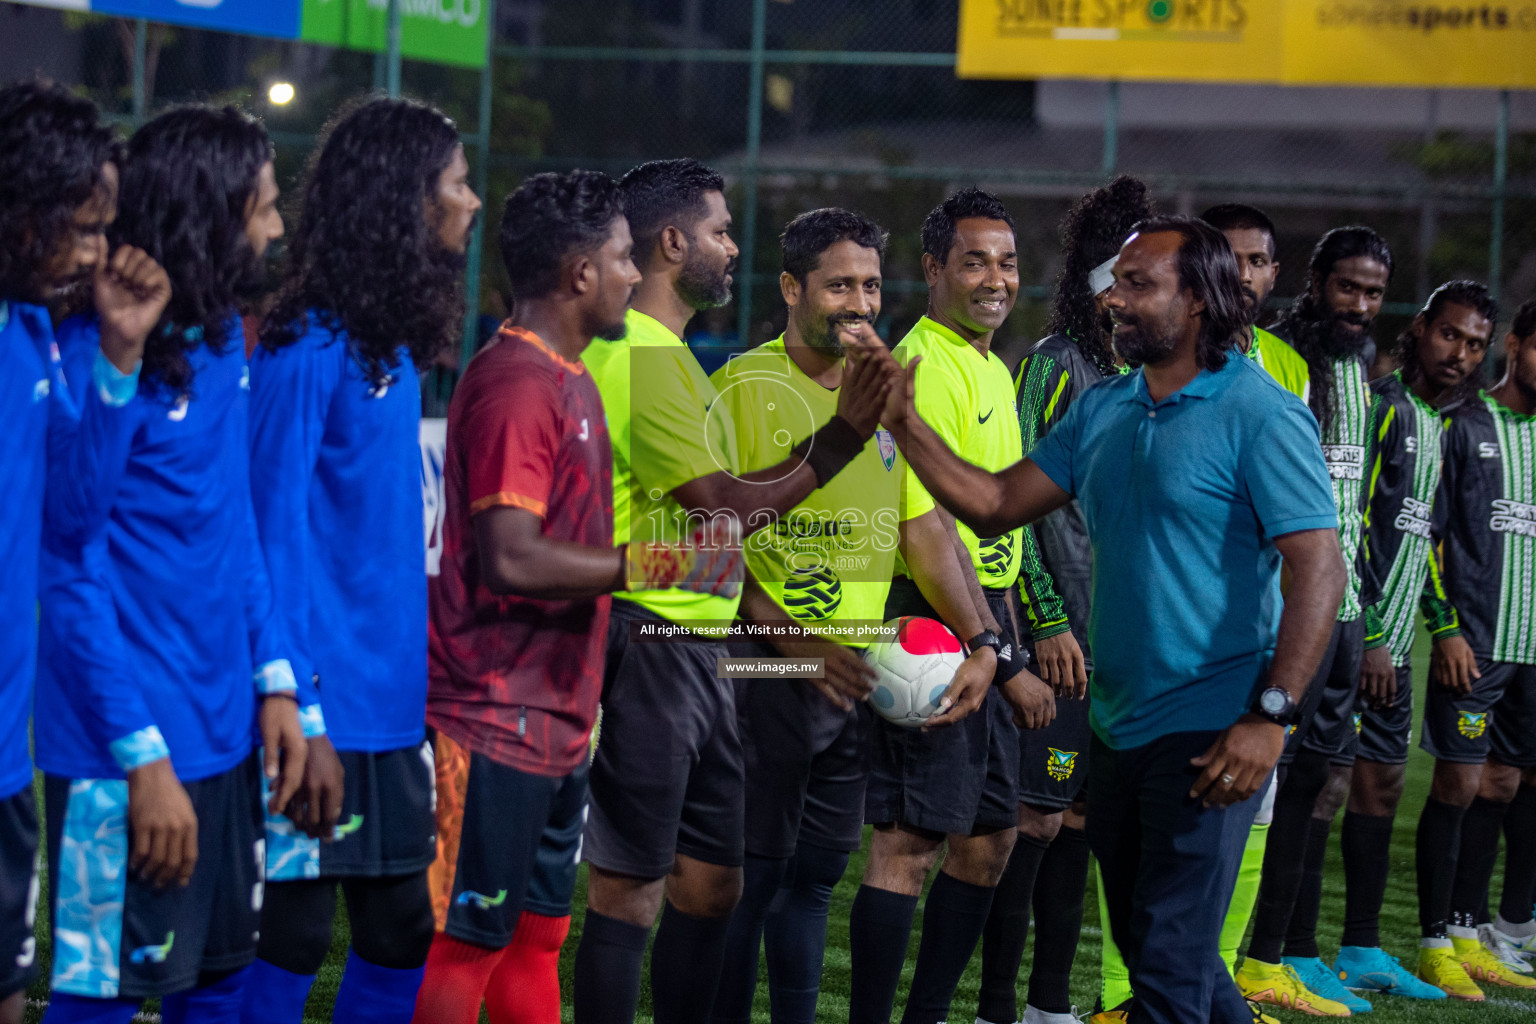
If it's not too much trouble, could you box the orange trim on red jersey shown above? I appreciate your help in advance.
[469,491,548,517]
[498,324,588,375]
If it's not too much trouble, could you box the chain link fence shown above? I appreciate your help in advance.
[4,0,1533,400]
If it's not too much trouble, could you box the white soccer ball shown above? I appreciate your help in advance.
[866,616,965,728]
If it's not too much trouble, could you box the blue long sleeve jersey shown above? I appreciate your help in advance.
[1,299,145,797]
[36,313,319,783]
[247,317,427,752]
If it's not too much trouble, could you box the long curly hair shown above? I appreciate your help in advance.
[0,80,120,302]
[262,96,465,384]
[1396,279,1497,407]
[1275,225,1394,435]
[1048,176,1153,374]
[113,105,272,396]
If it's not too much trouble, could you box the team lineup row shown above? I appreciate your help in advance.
[3,78,1536,1024]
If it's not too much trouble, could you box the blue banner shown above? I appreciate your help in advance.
[89,0,302,39]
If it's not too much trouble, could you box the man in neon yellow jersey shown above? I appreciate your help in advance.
[709,207,1014,1024]
[1202,203,1310,404]
[850,188,1057,1024]
[573,160,891,1024]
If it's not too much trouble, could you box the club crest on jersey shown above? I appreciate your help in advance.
[1046,748,1078,781]
[1353,713,1363,734]
[876,429,895,471]
[1458,711,1488,739]
[32,379,49,402]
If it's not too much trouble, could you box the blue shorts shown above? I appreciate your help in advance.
[45,756,262,1000]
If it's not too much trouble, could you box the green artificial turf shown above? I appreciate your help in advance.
[24,626,1536,1022]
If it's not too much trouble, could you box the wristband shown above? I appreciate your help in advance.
[792,415,866,488]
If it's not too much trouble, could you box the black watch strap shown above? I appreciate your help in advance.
[1250,685,1297,727]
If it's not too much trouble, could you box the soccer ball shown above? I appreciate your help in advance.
[866,616,965,728]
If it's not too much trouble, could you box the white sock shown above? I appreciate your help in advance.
[1496,914,1536,939]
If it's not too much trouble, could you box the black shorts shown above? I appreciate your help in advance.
[864,578,1020,835]
[732,641,871,860]
[0,786,39,999]
[1422,658,1536,767]
[1332,664,1415,767]
[427,730,586,948]
[45,756,263,1000]
[263,741,436,881]
[1285,616,1364,764]
[585,600,744,877]
[1018,640,1093,811]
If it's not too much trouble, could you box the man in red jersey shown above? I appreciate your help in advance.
[413,170,740,1024]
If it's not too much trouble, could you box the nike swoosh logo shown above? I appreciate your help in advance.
[332,814,364,838]
[978,409,994,424]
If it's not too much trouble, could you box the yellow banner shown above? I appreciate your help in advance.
[958,0,1536,88]
[1281,2,1536,87]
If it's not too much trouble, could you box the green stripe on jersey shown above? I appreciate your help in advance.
[1490,396,1536,663]
[1379,386,1443,661]
[1322,358,1372,621]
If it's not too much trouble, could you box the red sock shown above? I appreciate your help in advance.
[411,933,505,1024]
[485,912,571,1024]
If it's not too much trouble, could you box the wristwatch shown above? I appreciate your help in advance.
[965,630,1018,686]
[965,630,1003,661]
[1250,685,1298,727]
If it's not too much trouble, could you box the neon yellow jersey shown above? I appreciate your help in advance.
[894,316,1024,589]
[582,308,741,626]
[710,337,903,648]
[1248,326,1311,406]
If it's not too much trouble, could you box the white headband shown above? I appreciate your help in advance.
[1088,255,1118,296]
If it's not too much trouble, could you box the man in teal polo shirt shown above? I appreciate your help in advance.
[881,216,1344,1024]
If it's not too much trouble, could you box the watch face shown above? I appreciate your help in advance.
[1260,689,1288,715]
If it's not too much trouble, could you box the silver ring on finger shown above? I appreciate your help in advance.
[1220,774,1235,786]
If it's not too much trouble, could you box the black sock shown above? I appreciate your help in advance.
[648,902,734,1024]
[848,884,920,1024]
[1027,826,1090,1016]
[651,902,735,1024]
[1500,783,1536,926]
[573,908,650,1024]
[763,842,849,1024]
[977,832,1049,1024]
[710,854,788,1024]
[1450,796,1508,930]
[1416,797,1467,938]
[1248,749,1331,963]
[1340,811,1395,948]
[1282,816,1332,960]
[901,872,996,1024]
